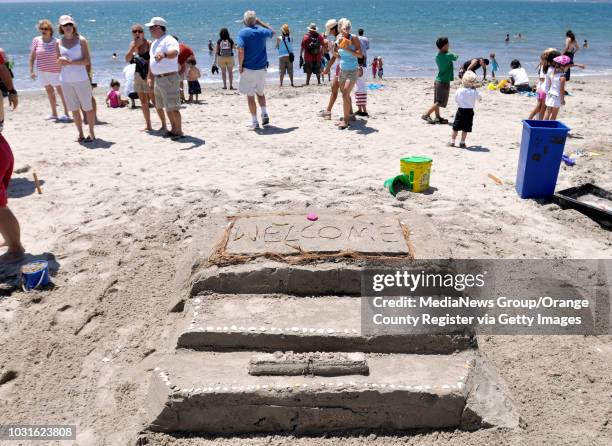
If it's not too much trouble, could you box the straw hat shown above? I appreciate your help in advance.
[324,19,338,36]
[307,23,318,32]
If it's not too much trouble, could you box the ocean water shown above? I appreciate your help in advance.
[1,0,612,90]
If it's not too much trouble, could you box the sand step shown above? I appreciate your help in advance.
[147,350,478,434]
[248,352,369,376]
[177,295,474,354]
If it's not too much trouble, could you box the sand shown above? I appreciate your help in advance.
[0,76,611,445]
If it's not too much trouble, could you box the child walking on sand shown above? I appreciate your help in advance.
[450,71,481,148]
[105,79,128,108]
[371,57,378,78]
[528,48,556,120]
[490,53,499,79]
[422,37,458,124]
[377,57,384,79]
[543,55,570,120]
[187,58,202,103]
[355,66,368,117]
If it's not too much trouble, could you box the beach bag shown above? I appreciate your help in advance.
[500,85,517,94]
[132,54,149,80]
[219,40,232,57]
[282,37,294,63]
[307,34,322,55]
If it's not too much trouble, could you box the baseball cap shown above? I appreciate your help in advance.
[145,17,167,27]
[59,15,75,26]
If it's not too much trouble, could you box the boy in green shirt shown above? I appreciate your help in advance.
[422,37,458,124]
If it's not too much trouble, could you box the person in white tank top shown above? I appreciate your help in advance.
[56,15,96,142]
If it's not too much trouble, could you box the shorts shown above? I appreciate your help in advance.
[516,84,531,92]
[434,81,450,108]
[188,80,201,95]
[304,60,321,75]
[37,70,61,88]
[339,69,359,83]
[61,80,93,112]
[239,68,266,96]
[452,108,474,133]
[217,56,234,70]
[564,52,574,81]
[545,93,561,109]
[0,134,14,208]
[134,74,150,94]
[278,56,293,76]
[537,89,546,101]
[153,72,181,111]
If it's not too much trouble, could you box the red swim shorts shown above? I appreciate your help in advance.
[0,134,15,208]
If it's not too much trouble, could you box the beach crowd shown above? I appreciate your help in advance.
[0,9,586,263]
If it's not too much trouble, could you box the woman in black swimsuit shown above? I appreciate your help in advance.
[125,23,166,131]
[563,30,579,81]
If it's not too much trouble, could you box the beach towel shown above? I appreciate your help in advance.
[368,83,384,90]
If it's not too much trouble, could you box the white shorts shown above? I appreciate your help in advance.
[239,68,266,96]
[62,80,93,112]
[38,71,61,88]
[545,93,561,109]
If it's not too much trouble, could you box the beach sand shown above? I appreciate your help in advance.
[0,77,611,445]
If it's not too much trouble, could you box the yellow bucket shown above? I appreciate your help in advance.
[400,156,432,193]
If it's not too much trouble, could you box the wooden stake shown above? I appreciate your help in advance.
[488,173,503,185]
[33,172,42,194]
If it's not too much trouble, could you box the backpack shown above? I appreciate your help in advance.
[307,33,321,56]
[219,40,232,57]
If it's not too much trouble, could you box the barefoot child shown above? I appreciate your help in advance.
[528,48,556,120]
[186,57,201,103]
[490,53,499,79]
[371,57,378,78]
[105,79,128,108]
[377,57,384,78]
[422,37,458,124]
[543,55,570,120]
[450,71,480,148]
[355,65,368,116]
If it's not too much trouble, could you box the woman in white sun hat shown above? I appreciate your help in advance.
[55,15,96,142]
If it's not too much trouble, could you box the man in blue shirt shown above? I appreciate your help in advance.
[236,10,275,130]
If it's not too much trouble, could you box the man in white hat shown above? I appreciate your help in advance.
[300,23,325,86]
[145,17,183,139]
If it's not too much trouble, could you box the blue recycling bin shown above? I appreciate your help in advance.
[516,120,570,199]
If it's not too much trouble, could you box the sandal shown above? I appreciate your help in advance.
[421,114,434,124]
[336,122,349,130]
[435,117,449,124]
[83,136,94,143]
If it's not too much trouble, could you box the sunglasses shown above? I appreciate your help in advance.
[40,28,51,31]
[149,25,160,30]
[132,30,144,34]
[62,23,74,27]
